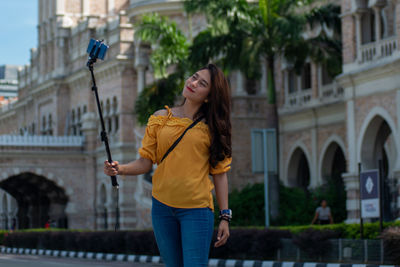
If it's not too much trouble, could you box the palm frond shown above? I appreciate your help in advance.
[135,13,189,78]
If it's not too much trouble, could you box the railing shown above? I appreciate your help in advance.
[320,81,344,102]
[360,36,398,63]
[0,135,84,147]
[278,238,390,264]
[287,89,312,107]
[0,100,17,113]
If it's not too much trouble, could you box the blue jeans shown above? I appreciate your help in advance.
[151,197,214,267]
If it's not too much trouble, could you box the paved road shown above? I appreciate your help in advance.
[0,254,164,267]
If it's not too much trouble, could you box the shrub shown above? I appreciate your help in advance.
[273,184,316,226]
[293,228,341,257]
[217,183,265,227]
[222,182,347,227]
[209,228,291,260]
[381,227,400,264]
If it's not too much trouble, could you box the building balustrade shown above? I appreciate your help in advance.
[283,81,344,112]
[320,81,344,102]
[287,89,312,107]
[360,36,397,63]
[0,135,84,147]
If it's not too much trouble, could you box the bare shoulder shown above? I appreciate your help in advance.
[153,109,168,116]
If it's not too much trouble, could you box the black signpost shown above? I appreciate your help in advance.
[378,160,384,233]
[358,163,364,239]
[359,165,381,238]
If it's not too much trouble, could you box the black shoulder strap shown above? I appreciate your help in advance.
[160,116,205,164]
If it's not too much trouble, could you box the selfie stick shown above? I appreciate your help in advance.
[86,40,119,189]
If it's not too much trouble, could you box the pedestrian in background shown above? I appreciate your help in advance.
[311,199,333,225]
[104,63,232,267]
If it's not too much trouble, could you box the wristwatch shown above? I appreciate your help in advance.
[219,209,232,219]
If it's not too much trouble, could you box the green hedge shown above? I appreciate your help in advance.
[3,227,400,262]
[216,182,347,227]
[277,221,400,239]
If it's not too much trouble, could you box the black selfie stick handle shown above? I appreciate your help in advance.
[88,59,119,188]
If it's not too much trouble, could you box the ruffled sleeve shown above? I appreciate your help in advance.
[210,156,232,175]
[138,117,159,164]
[138,106,172,163]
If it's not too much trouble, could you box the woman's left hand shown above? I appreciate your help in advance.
[214,220,230,247]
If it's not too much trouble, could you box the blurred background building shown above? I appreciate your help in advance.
[0,0,398,230]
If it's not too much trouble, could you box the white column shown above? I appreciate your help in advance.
[56,38,65,75]
[355,13,363,62]
[373,7,382,43]
[134,43,149,95]
[317,64,323,97]
[48,0,53,18]
[311,126,318,187]
[82,0,90,16]
[44,0,49,20]
[260,58,267,95]
[394,90,400,170]
[56,0,65,15]
[39,0,43,24]
[136,66,146,95]
[284,70,289,105]
[235,71,247,95]
[347,100,357,173]
[108,0,115,14]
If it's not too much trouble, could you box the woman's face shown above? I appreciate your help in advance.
[182,69,211,104]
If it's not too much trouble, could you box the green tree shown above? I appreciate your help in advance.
[134,14,191,124]
[184,0,342,103]
[184,0,342,221]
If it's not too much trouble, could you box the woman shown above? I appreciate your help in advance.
[311,199,333,225]
[104,63,232,267]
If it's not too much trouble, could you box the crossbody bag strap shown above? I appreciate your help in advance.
[160,116,205,164]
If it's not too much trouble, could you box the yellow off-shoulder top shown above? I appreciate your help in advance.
[139,106,232,210]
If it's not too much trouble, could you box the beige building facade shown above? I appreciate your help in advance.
[0,0,270,230]
[278,0,400,222]
[3,0,394,229]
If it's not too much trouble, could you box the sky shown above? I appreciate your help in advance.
[0,1,38,66]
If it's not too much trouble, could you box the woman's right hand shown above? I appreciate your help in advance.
[104,160,119,176]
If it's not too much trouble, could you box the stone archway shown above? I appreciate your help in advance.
[100,184,108,230]
[2,194,8,230]
[360,115,398,221]
[287,147,311,190]
[320,142,347,222]
[0,172,69,229]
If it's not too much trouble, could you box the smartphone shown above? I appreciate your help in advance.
[86,39,109,60]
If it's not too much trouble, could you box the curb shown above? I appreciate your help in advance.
[0,247,397,267]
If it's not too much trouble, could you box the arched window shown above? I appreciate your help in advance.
[48,114,53,135]
[112,96,118,114]
[301,63,311,90]
[77,107,81,122]
[77,107,82,136]
[42,116,46,135]
[71,110,75,124]
[361,10,375,44]
[107,118,112,133]
[106,99,110,115]
[113,96,118,132]
[71,110,76,136]
[114,116,119,132]
[288,69,298,93]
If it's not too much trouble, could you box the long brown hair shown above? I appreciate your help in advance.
[195,63,232,168]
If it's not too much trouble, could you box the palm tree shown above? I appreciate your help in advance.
[133,13,191,125]
[184,0,342,222]
[185,0,341,104]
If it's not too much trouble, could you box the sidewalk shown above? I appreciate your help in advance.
[0,247,396,267]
